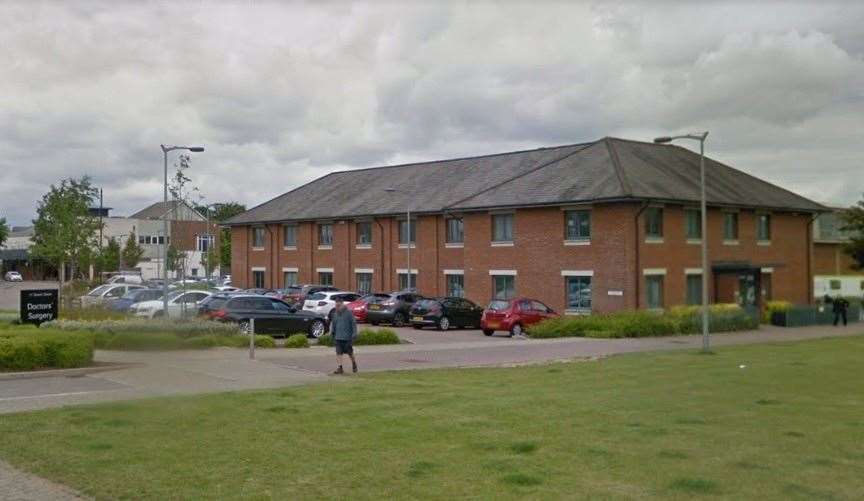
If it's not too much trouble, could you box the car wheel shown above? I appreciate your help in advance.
[239,320,252,335]
[482,329,494,336]
[509,323,523,337]
[412,324,423,330]
[309,319,326,338]
[392,313,406,327]
[437,316,450,331]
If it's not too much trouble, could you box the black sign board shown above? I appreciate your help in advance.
[20,289,59,325]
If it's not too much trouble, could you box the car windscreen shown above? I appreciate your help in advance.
[88,285,112,296]
[206,297,228,309]
[416,299,441,309]
[487,300,511,311]
[366,294,392,304]
[307,292,327,301]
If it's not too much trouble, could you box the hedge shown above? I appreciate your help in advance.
[95,332,274,350]
[42,319,240,337]
[0,330,94,371]
[285,333,310,349]
[60,307,128,321]
[317,328,401,347]
[528,304,758,339]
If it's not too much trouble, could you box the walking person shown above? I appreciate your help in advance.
[832,295,849,327]
[330,298,358,374]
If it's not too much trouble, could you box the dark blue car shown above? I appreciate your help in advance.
[111,288,164,312]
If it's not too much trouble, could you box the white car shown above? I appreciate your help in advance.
[303,291,361,320]
[213,285,240,292]
[3,271,23,282]
[106,274,144,285]
[80,284,145,307]
[131,290,213,319]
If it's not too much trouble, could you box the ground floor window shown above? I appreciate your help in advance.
[447,274,464,298]
[253,270,265,288]
[646,275,664,309]
[398,273,417,290]
[356,273,372,294]
[686,274,702,305]
[492,275,515,300]
[565,276,591,312]
[319,271,333,286]
[283,271,298,286]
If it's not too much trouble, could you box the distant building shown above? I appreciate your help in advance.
[812,208,863,298]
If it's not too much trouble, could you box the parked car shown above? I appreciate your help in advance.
[110,288,165,313]
[346,293,392,322]
[213,285,240,292]
[106,273,144,285]
[409,297,484,331]
[297,284,340,303]
[3,271,23,282]
[480,297,559,336]
[80,284,146,307]
[268,286,304,305]
[130,290,213,319]
[244,288,275,295]
[197,292,242,320]
[303,291,362,321]
[365,291,424,327]
[211,295,328,338]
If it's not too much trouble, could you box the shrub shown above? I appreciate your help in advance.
[60,307,127,321]
[356,328,401,345]
[94,332,274,350]
[285,333,310,348]
[0,312,19,325]
[762,301,792,323]
[42,319,239,337]
[317,333,334,346]
[0,330,94,370]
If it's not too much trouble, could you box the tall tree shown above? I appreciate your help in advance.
[31,177,101,283]
[122,231,145,270]
[100,237,121,273]
[840,194,864,270]
[0,217,8,248]
[208,202,246,273]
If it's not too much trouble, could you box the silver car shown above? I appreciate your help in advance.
[80,284,145,307]
[3,271,23,282]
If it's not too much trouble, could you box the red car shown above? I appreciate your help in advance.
[480,297,559,336]
[346,293,391,323]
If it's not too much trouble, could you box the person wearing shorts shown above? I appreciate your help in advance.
[330,298,358,374]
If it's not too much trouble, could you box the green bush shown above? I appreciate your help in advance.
[285,333,309,348]
[761,301,792,323]
[528,305,758,339]
[316,333,334,346]
[42,319,239,337]
[316,328,401,346]
[0,330,94,371]
[94,332,274,350]
[0,312,19,325]
[60,307,128,321]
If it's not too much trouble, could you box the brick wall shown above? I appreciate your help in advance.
[230,202,813,312]
[813,242,863,275]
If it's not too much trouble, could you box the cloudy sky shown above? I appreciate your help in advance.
[1,1,863,226]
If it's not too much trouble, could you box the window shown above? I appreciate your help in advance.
[253,270,265,288]
[398,219,416,244]
[196,234,214,252]
[446,218,464,244]
[646,275,664,309]
[492,214,513,242]
[757,214,771,241]
[645,207,663,238]
[252,227,266,248]
[492,275,515,300]
[398,272,417,290]
[318,224,333,246]
[685,209,702,239]
[723,212,739,240]
[157,236,166,245]
[144,236,152,244]
[447,274,465,298]
[686,274,703,305]
[318,271,333,286]
[283,224,297,247]
[829,279,841,290]
[565,210,591,241]
[565,276,592,312]
[283,271,298,286]
[356,273,372,294]
[139,235,146,244]
[356,222,372,245]
[191,268,198,277]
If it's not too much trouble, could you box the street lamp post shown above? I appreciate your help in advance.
[384,188,412,290]
[654,132,710,352]
[160,144,204,317]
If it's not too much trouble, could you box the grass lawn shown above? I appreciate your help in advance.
[1,337,864,499]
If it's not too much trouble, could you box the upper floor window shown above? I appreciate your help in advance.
[446,218,464,244]
[684,209,702,239]
[398,219,416,244]
[356,222,372,245]
[565,210,591,241]
[196,234,215,252]
[645,207,663,238]
[318,224,333,246]
[252,227,265,248]
[492,214,513,243]
[757,214,771,241]
[723,212,739,240]
[283,224,297,247]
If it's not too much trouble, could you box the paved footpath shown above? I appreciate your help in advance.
[0,459,84,500]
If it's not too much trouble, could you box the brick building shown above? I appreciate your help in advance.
[226,137,824,314]
[812,208,863,298]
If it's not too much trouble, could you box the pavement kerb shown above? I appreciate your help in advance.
[0,362,142,381]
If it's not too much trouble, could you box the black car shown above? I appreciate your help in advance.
[110,288,165,313]
[409,297,484,330]
[197,292,241,319]
[212,295,328,338]
[366,291,423,327]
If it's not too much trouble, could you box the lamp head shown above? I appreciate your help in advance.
[653,136,672,144]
